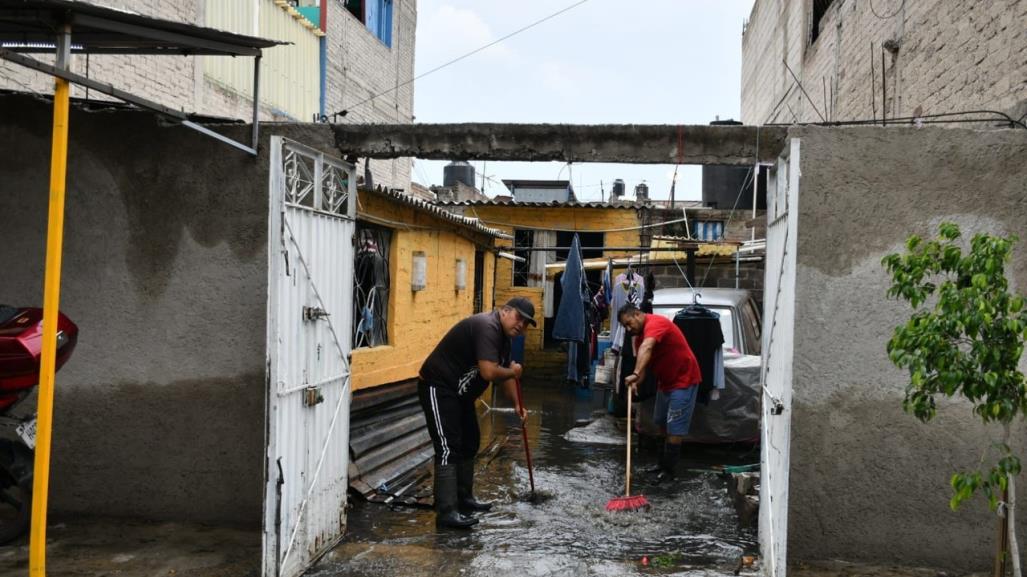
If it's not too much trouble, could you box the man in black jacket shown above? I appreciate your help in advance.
[419,298,534,529]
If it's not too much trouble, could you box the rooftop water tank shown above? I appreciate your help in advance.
[443,161,476,188]
[701,119,766,210]
[611,179,626,199]
[634,182,649,201]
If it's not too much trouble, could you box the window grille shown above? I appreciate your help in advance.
[513,229,534,287]
[353,223,391,348]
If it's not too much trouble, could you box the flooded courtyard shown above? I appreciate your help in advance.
[312,379,759,577]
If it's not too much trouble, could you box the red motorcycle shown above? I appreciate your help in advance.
[0,305,78,543]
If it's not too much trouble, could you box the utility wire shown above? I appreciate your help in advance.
[766,109,1027,130]
[329,0,593,120]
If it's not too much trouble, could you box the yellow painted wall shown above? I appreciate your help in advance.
[351,194,496,391]
[461,206,640,351]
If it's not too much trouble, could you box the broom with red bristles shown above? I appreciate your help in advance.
[606,388,649,512]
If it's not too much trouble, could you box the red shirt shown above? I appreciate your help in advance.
[634,314,701,392]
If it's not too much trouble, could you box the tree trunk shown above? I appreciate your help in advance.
[997,489,1010,577]
[1010,473,1022,577]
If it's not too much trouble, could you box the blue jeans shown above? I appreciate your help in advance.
[653,386,698,437]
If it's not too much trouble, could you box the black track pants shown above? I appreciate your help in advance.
[418,380,480,466]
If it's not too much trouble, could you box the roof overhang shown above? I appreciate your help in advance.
[0,0,282,55]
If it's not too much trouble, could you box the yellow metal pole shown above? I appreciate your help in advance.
[30,24,72,577]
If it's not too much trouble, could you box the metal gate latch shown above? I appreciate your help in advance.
[303,306,330,321]
[304,386,324,407]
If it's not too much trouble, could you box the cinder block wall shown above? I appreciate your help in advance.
[0,0,416,191]
[0,94,340,524]
[325,0,415,194]
[742,0,1027,124]
[787,125,1027,569]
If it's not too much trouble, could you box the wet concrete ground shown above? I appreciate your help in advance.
[311,380,761,577]
[0,516,259,577]
[0,380,987,576]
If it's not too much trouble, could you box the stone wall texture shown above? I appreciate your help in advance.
[742,0,1027,125]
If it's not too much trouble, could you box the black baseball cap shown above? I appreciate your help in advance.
[504,297,537,326]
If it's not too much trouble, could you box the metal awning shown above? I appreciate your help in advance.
[0,0,281,55]
[0,0,287,154]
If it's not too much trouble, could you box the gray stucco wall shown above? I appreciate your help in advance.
[789,126,1027,569]
[0,94,337,525]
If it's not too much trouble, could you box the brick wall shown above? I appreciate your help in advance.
[0,0,416,190]
[0,1,202,112]
[741,0,1027,125]
[325,0,415,191]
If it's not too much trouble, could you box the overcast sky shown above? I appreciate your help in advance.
[411,0,756,202]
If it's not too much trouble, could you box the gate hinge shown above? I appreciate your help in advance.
[303,306,330,321]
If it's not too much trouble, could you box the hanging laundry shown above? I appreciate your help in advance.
[710,347,726,401]
[610,268,644,352]
[552,234,591,384]
[672,304,725,405]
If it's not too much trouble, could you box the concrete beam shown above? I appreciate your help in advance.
[331,123,787,166]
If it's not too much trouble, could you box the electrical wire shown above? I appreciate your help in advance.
[766,109,1027,130]
[330,0,593,119]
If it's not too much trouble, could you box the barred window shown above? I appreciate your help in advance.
[513,229,534,287]
[353,223,391,348]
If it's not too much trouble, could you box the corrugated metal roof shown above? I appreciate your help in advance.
[435,199,641,209]
[362,187,513,240]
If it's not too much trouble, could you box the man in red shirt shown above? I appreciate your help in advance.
[618,303,702,483]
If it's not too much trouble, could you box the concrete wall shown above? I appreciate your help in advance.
[741,0,1027,125]
[0,93,338,524]
[349,193,496,391]
[788,125,1027,569]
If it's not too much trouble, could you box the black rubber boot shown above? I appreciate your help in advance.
[456,460,492,513]
[653,442,681,485]
[434,463,478,529]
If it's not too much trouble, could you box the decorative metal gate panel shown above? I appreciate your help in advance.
[759,138,799,577]
[264,136,356,577]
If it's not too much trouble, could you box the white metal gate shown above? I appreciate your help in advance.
[759,138,800,577]
[264,136,356,577]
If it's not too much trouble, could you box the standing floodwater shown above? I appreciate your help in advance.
[311,379,758,577]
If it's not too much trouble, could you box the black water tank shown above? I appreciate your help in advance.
[443,161,476,188]
[701,120,767,210]
[611,179,626,199]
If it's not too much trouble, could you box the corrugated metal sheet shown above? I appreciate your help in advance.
[435,199,641,209]
[347,380,434,507]
[204,0,319,120]
[363,186,513,240]
[759,139,799,577]
[265,137,356,577]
